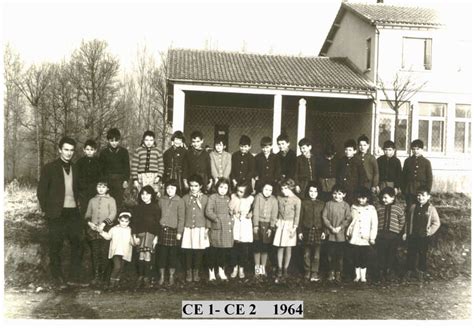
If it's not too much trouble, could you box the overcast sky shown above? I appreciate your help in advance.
[2,0,472,70]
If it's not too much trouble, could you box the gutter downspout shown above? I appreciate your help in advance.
[372,25,380,154]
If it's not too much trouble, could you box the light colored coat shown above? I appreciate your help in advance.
[347,204,378,246]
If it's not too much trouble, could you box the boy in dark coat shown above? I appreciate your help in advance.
[255,136,281,193]
[316,144,339,202]
[99,128,130,211]
[277,134,297,180]
[402,139,433,208]
[403,187,440,281]
[76,139,103,217]
[183,130,212,193]
[163,130,187,196]
[337,139,368,205]
[377,140,402,194]
[295,138,318,198]
[231,135,256,191]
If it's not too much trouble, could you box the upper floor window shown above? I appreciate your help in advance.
[402,37,432,71]
[366,38,371,70]
[454,104,471,153]
[418,102,446,153]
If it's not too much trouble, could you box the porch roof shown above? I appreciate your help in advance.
[167,49,375,95]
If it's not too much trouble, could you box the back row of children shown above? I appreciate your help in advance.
[83,126,432,204]
[80,127,438,288]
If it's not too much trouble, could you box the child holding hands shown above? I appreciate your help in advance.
[84,181,117,286]
[99,211,140,289]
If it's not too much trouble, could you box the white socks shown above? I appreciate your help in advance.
[231,265,238,278]
[360,268,367,282]
[218,267,227,280]
[209,268,216,281]
[354,267,361,282]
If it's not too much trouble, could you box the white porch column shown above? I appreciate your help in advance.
[297,98,307,155]
[272,94,283,153]
[371,100,377,155]
[172,85,185,132]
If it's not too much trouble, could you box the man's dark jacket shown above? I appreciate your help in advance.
[37,158,79,219]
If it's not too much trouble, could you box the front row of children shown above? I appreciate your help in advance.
[85,173,440,289]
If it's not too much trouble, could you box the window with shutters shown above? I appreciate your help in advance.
[402,37,432,71]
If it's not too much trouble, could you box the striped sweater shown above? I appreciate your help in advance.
[131,146,164,181]
[375,202,405,235]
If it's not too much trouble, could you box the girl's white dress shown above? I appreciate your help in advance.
[229,194,254,242]
[181,227,210,249]
[101,225,135,262]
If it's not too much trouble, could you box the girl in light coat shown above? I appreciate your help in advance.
[346,187,378,283]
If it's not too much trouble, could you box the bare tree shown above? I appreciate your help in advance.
[4,44,25,180]
[378,72,427,149]
[69,39,121,145]
[15,63,53,179]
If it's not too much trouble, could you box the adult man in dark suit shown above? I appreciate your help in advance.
[37,136,85,288]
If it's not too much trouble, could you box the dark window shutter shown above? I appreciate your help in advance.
[424,39,432,70]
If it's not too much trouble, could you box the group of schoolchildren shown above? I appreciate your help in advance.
[78,127,440,289]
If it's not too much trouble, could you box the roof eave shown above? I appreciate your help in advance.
[167,78,375,95]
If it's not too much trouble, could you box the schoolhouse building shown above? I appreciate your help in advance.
[167,1,471,192]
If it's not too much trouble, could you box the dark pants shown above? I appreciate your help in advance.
[184,249,204,270]
[327,241,344,272]
[407,236,430,272]
[230,242,249,267]
[350,244,370,268]
[157,245,178,269]
[303,244,321,273]
[88,239,109,278]
[207,247,231,270]
[405,193,417,209]
[110,255,125,280]
[107,174,125,211]
[376,233,399,272]
[47,208,83,281]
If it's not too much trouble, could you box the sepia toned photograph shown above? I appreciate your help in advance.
[2,0,472,321]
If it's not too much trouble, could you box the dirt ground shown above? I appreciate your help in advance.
[4,276,471,319]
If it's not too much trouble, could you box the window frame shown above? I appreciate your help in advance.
[454,103,471,154]
[402,37,433,71]
[417,102,447,154]
[377,100,410,155]
[366,37,371,71]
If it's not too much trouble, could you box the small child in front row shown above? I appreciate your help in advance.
[179,174,210,282]
[99,211,140,289]
[322,184,352,283]
[346,187,378,283]
[298,182,325,282]
[205,178,233,281]
[403,187,440,281]
[157,179,185,286]
[133,185,161,288]
[375,186,405,281]
[252,182,278,277]
[229,181,254,279]
[85,181,117,286]
[273,178,301,281]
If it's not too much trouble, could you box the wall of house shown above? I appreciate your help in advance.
[374,26,471,193]
[377,27,472,94]
[325,10,376,80]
